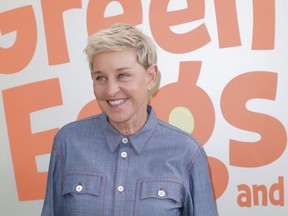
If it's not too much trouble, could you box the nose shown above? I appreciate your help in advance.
[106,79,120,97]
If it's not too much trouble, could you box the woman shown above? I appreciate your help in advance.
[41,23,218,216]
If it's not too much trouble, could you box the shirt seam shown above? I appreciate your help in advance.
[184,147,203,190]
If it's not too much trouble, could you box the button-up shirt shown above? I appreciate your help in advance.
[41,106,217,216]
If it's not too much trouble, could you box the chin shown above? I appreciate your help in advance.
[108,114,128,123]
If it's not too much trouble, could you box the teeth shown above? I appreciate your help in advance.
[109,99,126,105]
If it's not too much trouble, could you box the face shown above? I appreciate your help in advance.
[91,49,157,132]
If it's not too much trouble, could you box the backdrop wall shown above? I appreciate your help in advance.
[0,0,288,215]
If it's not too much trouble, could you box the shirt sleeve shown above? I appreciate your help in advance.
[41,138,65,216]
[183,147,218,216]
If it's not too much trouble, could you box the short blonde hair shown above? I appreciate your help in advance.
[84,23,157,71]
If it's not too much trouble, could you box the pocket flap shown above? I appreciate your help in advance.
[62,172,104,196]
[140,180,183,203]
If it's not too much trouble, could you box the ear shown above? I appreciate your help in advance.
[147,64,158,90]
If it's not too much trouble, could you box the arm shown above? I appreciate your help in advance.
[41,140,65,216]
[183,147,218,216]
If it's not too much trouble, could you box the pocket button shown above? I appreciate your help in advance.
[76,184,83,192]
[157,188,166,197]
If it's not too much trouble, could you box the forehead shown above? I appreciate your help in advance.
[92,49,139,71]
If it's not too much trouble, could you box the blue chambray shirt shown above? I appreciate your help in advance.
[41,106,218,216]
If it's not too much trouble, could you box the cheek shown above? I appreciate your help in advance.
[130,86,149,100]
[93,85,103,98]
[92,84,97,94]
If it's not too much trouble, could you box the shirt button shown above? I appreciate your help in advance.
[121,151,127,159]
[117,185,124,192]
[158,189,165,197]
[122,137,128,144]
[76,184,83,192]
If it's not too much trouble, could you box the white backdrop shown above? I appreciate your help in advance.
[1,0,288,215]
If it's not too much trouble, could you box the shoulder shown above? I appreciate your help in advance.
[55,113,102,139]
[157,119,200,143]
[154,118,204,154]
[153,118,208,173]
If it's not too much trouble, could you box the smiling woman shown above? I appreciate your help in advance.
[41,23,217,216]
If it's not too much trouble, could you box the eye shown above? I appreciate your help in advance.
[93,74,106,82]
[96,75,106,81]
[118,73,129,80]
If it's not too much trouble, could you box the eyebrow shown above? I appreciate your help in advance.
[91,70,101,75]
[115,66,132,71]
[92,67,132,74]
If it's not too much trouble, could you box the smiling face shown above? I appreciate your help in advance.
[91,49,158,135]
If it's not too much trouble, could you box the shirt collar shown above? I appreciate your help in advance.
[100,105,157,154]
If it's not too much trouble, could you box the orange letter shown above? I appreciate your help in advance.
[41,0,82,65]
[252,0,275,49]
[151,61,214,144]
[149,0,210,53]
[253,184,268,206]
[237,184,252,207]
[221,72,287,167]
[269,176,284,206]
[87,0,142,35]
[3,78,63,200]
[214,0,241,48]
[0,6,37,74]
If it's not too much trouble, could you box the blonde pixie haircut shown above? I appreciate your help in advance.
[84,23,157,71]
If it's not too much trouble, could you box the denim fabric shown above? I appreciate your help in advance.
[41,106,218,216]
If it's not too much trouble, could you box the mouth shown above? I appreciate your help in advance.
[108,98,127,106]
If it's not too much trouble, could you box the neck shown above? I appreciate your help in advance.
[111,113,148,136]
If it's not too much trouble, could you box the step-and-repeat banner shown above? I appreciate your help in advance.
[1,1,288,215]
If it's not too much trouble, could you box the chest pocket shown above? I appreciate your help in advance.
[134,178,184,216]
[62,172,105,216]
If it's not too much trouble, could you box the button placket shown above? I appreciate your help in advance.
[114,138,131,212]
[120,137,129,159]
[120,137,129,160]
